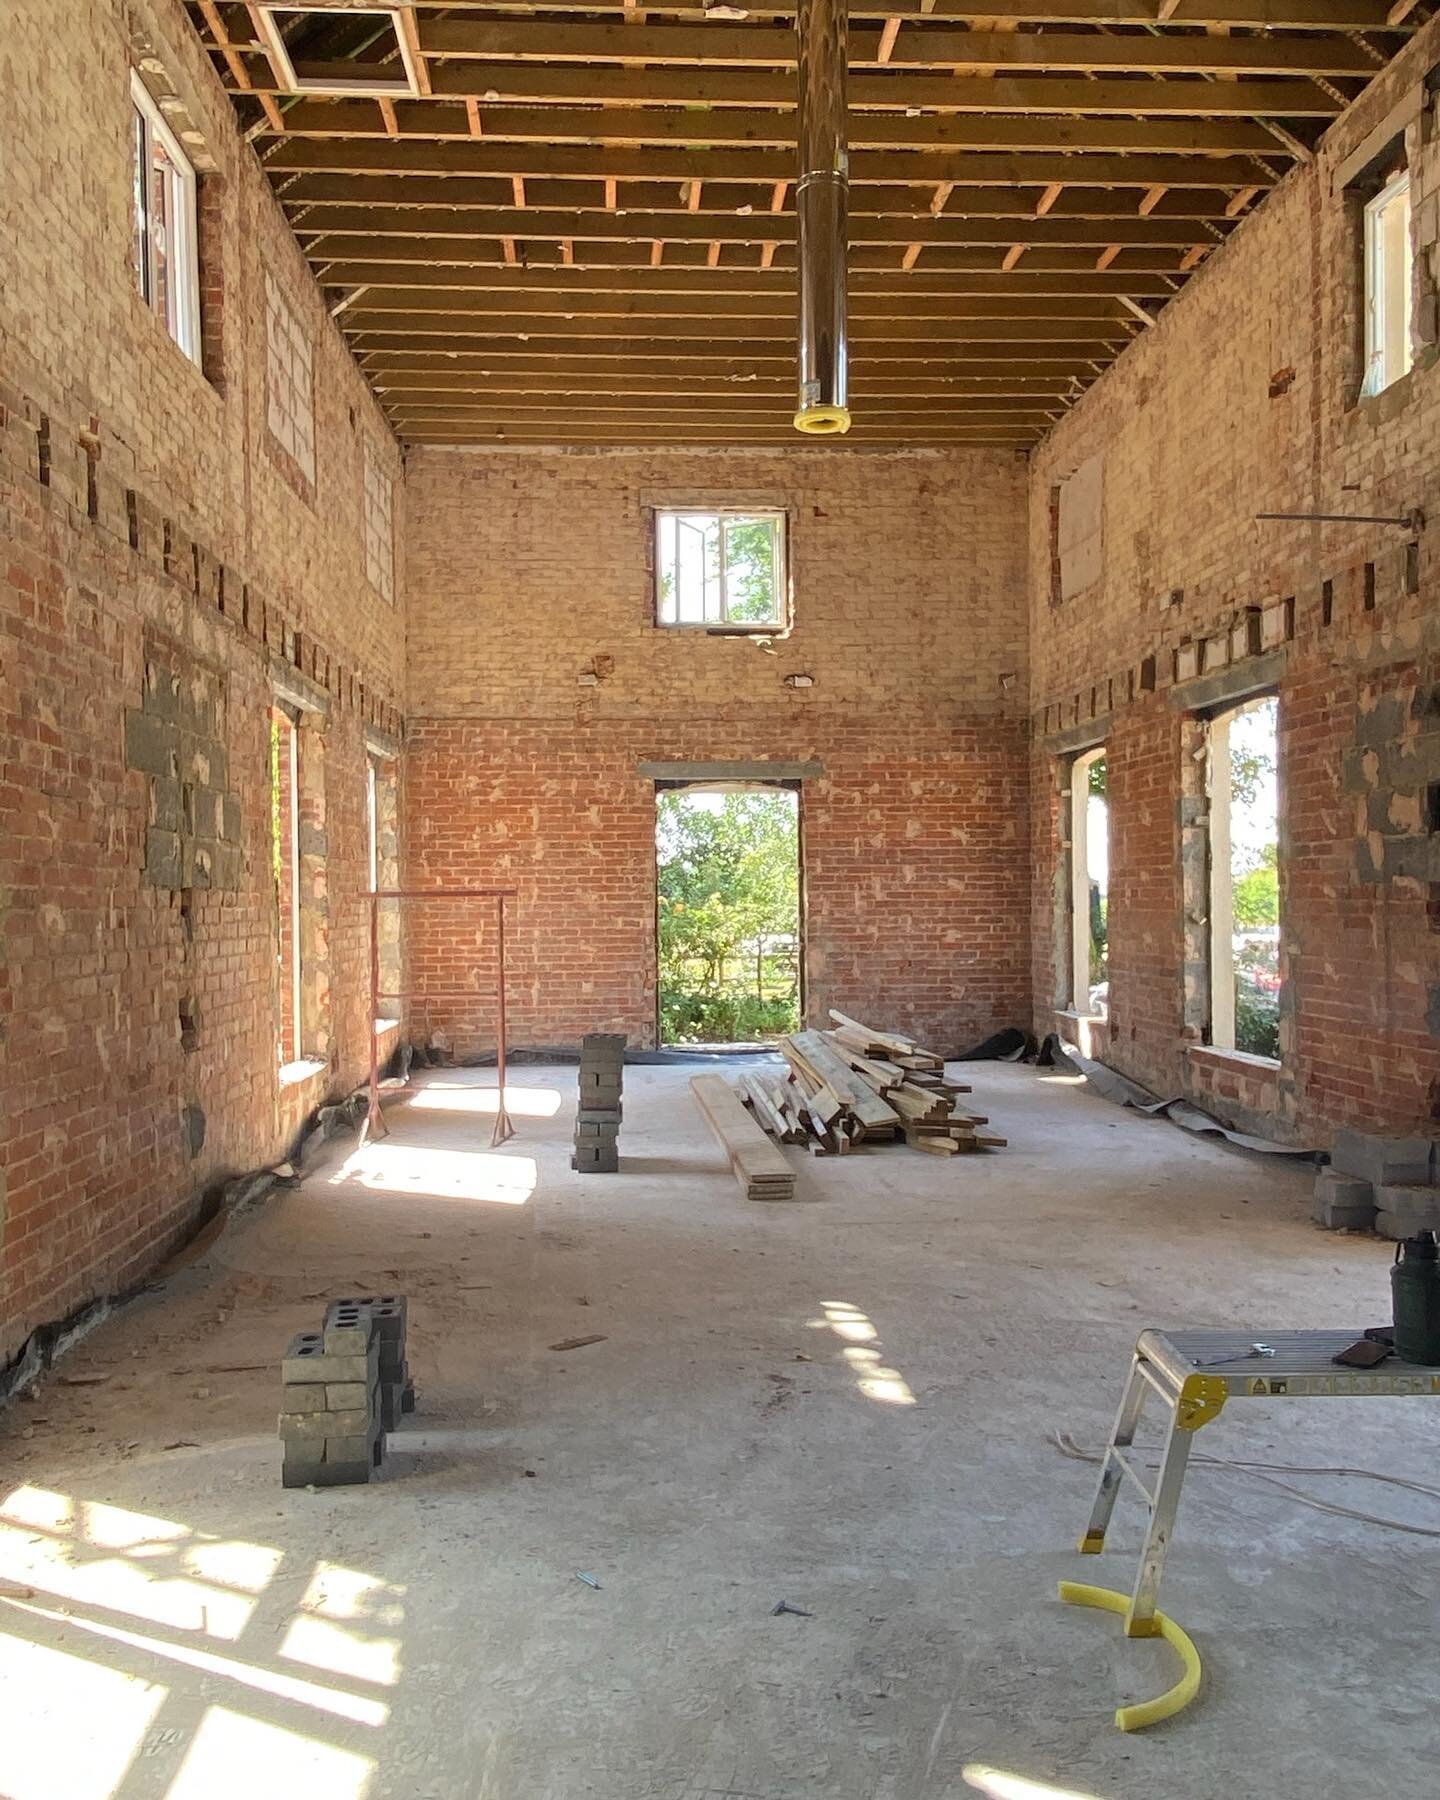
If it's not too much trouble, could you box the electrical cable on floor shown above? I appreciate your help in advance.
[1051,1431,1440,1540]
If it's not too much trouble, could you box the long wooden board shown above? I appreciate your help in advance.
[690,1074,797,1202]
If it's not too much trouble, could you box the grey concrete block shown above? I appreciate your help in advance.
[1311,1169,1374,1225]
[322,1317,374,1357]
[401,1381,416,1413]
[282,1332,378,1385]
[150,777,182,832]
[324,1430,382,1463]
[1331,1131,1434,1188]
[379,1383,403,1431]
[328,1296,406,1343]
[577,1105,622,1124]
[281,1384,329,1413]
[575,1119,620,1142]
[571,1144,619,1173]
[124,710,177,778]
[1374,1184,1440,1229]
[282,1458,370,1489]
[325,1382,370,1409]
[144,828,182,888]
[279,1406,372,1440]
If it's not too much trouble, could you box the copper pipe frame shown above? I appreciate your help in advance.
[366,887,517,1149]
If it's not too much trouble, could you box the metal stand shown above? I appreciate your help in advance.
[1078,1328,1440,1636]
[365,887,517,1149]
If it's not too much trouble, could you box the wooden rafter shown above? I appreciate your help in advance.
[183,0,1410,448]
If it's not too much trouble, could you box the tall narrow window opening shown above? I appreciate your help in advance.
[271,706,301,1066]
[1069,748,1109,1016]
[1207,696,1281,1059]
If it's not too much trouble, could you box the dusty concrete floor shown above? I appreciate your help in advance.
[1,1060,1437,1800]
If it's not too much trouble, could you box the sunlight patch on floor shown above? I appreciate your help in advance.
[0,1628,167,1800]
[964,1765,1109,1800]
[406,1083,563,1119]
[330,1143,537,1205]
[809,1301,917,1406]
[165,1706,376,1799]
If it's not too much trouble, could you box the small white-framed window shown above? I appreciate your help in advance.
[130,72,201,364]
[655,508,788,629]
[1362,170,1412,398]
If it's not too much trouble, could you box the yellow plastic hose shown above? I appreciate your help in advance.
[1057,1581,1203,1732]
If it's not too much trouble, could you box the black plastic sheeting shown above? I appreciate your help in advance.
[1042,1034,1319,1158]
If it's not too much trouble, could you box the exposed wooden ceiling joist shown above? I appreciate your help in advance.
[183,0,1415,446]
[263,138,1281,191]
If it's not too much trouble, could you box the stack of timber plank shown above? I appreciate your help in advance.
[745,1011,1006,1158]
[690,1072,798,1202]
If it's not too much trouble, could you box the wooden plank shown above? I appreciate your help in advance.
[379,0,1412,27]
[249,100,1294,157]
[690,1075,796,1201]
[786,1032,901,1134]
[264,139,1275,193]
[250,63,1346,118]
[412,18,1380,77]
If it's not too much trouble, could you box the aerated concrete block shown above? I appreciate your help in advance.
[1331,1131,1434,1188]
[1373,1185,1440,1241]
[1311,1169,1376,1230]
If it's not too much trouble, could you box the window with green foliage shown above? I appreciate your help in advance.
[656,788,800,1044]
[1208,694,1281,1060]
[655,509,787,628]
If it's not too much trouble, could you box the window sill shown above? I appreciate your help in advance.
[374,1017,400,1036]
[1187,1045,1280,1078]
[279,1057,328,1089]
[658,623,788,637]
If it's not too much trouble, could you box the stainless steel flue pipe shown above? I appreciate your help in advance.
[793,0,850,434]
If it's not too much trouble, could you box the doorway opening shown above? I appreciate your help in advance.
[655,783,802,1046]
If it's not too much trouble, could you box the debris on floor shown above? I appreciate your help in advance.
[690,1072,798,1201]
[573,1032,625,1173]
[279,1294,415,1489]
[745,1011,1006,1157]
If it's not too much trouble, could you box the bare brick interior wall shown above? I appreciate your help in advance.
[6,0,1439,1370]
[0,0,405,1361]
[403,449,1032,1055]
[1027,17,1440,1146]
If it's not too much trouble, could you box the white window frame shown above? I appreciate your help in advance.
[1361,169,1413,399]
[130,72,201,365]
[654,507,788,631]
[1205,696,1281,1062]
[255,6,421,96]
[1069,746,1108,1015]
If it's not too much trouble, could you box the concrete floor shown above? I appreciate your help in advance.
[1,1059,1437,1800]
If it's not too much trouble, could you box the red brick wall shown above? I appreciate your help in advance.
[404,448,1032,1053]
[1027,18,1440,1146]
[0,0,406,1361]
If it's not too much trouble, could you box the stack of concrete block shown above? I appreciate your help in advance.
[1313,1132,1440,1238]
[278,1294,413,1488]
[573,1032,625,1173]
[329,1295,414,1429]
